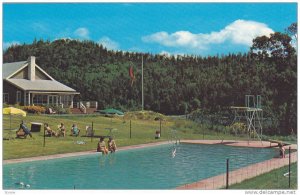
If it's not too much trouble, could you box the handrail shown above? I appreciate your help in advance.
[79,102,87,114]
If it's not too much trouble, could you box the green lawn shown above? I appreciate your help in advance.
[228,163,297,189]
[3,113,237,159]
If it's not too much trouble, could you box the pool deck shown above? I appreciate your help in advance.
[177,139,298,190]
[180,139,297,150]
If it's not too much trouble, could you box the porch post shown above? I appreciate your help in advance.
[23,91,27,106]
[32,93,35,106]
[28,92,31,105]
[59,95,62,108]
[70,95,74,108]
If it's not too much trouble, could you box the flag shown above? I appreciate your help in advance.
[129,66,135,86]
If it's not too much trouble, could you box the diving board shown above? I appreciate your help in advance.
[269,139,292,147]
[228,95,263,144]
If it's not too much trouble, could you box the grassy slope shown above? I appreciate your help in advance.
[3,113,237,159]
[228,163,297,189]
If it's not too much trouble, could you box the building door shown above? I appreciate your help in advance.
[48,95,58,106]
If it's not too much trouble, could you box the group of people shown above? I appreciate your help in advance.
[97,136,117,154]
[44,123,80,137]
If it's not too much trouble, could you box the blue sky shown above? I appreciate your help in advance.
[3,3,297,56]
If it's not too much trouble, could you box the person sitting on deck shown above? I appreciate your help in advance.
[97,137,108,154]
[57,123,66,137]
[70,124,80,137]
[16,120,32,138]
[44,123,57,137]
[108,137,117,153]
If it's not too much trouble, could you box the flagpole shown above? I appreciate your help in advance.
[142,55,144,111]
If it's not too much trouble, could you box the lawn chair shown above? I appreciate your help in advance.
[16,129,29,139]
[86,126,94,137]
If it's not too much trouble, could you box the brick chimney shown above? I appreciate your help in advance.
[28,56,36,81]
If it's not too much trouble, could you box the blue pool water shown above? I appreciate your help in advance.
[3,143,276,189]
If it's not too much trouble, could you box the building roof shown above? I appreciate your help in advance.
[5,79,79,93]
[3,58,78,93]
[3,61,27,79]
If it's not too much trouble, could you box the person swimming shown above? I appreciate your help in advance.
[172,147,176,158]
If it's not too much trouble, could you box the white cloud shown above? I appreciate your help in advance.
[142,19,274,50]
[74,27,89,39]
[160,50,171,56]
[159,50,184,59]
[98,36,119,50]
[3,41,20,50]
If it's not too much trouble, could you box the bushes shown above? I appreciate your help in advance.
[44,105,72,114]
[229,122,246,134]
[124,110,167,121]
[23,106,46,114]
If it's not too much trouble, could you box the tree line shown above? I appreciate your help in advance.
[3,23,297,135]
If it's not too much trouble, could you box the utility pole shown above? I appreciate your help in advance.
[142,55,144,111]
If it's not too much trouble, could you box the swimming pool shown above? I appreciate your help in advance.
[3,143,276,189]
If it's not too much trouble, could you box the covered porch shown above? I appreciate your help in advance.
[24,91,78,108]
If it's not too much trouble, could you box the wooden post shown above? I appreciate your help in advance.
[159,119,162,136]
[130,120,132,139]
[289,146,291,188]
[226,158,229,189]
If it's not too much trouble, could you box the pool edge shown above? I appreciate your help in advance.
[3,141,170,165]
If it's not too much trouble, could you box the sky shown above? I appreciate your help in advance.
[3,3,297,56]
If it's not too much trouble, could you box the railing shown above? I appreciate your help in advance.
[73,101,98,114]
[79,102,87,114]
[80,101,98,108]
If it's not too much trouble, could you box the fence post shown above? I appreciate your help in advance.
[160,119,162,136]
[43,125,46,147]
[91,121,94,142]
[289,146,291,188]
[226,158,229,189]
[130,120,132,139]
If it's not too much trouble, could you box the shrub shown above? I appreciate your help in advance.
[43,105,72,114]
[229,122,246,135]
[174,120,185,129]
[23,106,46,114]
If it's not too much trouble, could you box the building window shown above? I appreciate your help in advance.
[16,91,21,103]
[33,95,48,105]
[3,93,9,103]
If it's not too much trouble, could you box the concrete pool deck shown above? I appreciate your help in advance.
[4,139,297,190]
[181,139,298,150]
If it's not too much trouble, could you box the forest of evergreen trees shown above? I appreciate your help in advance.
[3,23,297,135]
